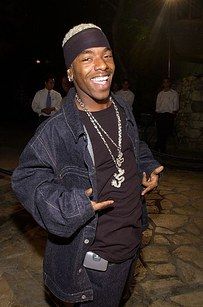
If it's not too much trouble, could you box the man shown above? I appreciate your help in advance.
[12,23,163,306]
[155,78,179,153]
[31,76,62,123]
[115,79,135,108]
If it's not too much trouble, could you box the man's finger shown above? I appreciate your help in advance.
[142,172,148,185]
[142,172,147,179]
[153,165,164,175]
[142,181,158,195]
[85,188,93,197]
[141,186,152,196]
[92,200,114,211]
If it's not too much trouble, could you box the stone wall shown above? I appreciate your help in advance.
[176,75,203,151]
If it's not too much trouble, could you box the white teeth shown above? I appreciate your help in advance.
[92,76,109,83]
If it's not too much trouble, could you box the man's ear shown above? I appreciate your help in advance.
[67,68,73,82]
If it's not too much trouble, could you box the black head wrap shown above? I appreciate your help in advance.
[63,27,110,68]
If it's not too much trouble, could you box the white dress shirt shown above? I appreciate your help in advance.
[115,89,135,107]
[32,88,62,117]
[156,89,179,114]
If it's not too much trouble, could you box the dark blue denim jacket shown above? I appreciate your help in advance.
[11,88,160,303]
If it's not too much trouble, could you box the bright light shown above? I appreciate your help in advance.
[35,59,41,64]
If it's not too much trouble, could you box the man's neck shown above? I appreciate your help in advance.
[163,88,171,92]
[75,95,111,112]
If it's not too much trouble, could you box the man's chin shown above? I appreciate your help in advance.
[92,89,111,101]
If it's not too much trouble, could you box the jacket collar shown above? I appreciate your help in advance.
[62,88,85,142]
[111,93,135,125]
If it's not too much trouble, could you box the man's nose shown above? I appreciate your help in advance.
[94,57,108,70]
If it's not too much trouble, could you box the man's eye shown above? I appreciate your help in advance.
[82,57,91,62]
[104,54,113,59]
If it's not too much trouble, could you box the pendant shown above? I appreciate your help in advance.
[111,168,125,188]
[116,152,124,167]
[116,157,124,167]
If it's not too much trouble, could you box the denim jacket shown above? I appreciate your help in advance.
[11,88,160,303]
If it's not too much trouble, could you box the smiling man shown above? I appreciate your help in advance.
[12,23,163,306]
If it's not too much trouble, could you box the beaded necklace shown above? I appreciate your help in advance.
[76,94,125,188]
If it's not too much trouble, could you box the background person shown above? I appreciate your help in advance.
[115,78,135,109]
[31,76,62,124]
[155,77,179,153]
[12,23,163,306]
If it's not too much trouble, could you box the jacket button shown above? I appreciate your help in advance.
[84,239,89,244]
[78,268,82,273]
[81,295,86,300]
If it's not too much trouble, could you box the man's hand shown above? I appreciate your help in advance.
[41,107,52,115]
[85,188,114,211]
[141,165,164,196]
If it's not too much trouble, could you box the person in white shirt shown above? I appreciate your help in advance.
[32,76,62,124]
[115,79,135,109]
[155,78,179,153]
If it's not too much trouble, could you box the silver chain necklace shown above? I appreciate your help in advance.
[76,94,125,188]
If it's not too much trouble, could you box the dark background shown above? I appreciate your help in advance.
[0,0,202,123]
[1,0,104,122]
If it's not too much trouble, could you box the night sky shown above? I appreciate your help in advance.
[1,0,112,72]
[1,0,114,118]
[1,0,202,120]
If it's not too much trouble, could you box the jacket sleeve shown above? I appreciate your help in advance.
[139,140,161,174]
[55,92,63,111]
[11,141,95,238]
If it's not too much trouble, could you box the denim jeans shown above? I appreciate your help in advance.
[75,257,134,307]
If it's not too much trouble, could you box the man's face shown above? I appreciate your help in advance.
[163,79,171,89]
[69,47,115,101]
[122,81,129,91]
[45,79,55,91]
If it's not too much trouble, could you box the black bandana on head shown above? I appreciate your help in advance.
[63,28,111,68]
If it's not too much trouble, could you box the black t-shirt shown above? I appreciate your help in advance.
[79,103,142,263]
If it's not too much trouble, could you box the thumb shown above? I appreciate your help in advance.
[85,188,93,197]
[142,172,147,184]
